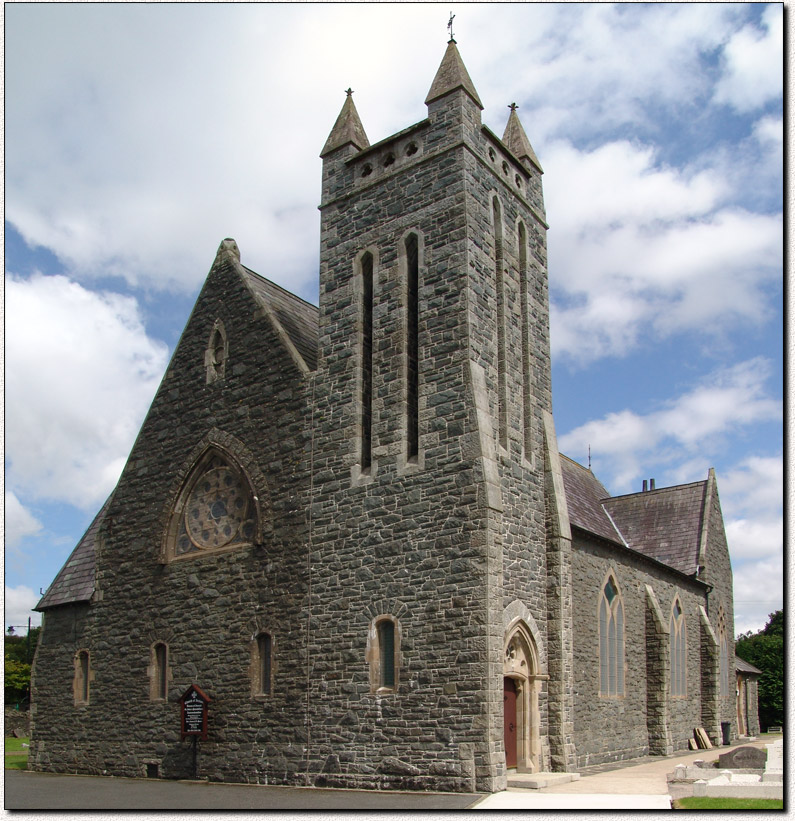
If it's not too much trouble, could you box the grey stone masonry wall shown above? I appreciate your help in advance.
[699,475,737,743]
[31,251,315,784]
[570,533,709,768]
[307,77,554,792]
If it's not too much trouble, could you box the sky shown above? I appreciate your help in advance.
[4,3,784,637]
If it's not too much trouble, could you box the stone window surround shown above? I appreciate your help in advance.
[148,641,171,702]
[397,229,426,476]
[598,570,626,698]
[73,648,93,706]
[161,445,259,563]
[366,614,401,695]
[516,218,536,472]
[491,194,509,453]
[351,247,379,487]
[205,318,229,384]
[669,597,687,698]
[249,630,275,699]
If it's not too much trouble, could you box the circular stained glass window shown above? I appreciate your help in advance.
[184,466,250,549]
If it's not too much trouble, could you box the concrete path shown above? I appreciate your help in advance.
[474,735,781,811]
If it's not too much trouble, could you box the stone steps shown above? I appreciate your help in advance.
[507,771,581,790]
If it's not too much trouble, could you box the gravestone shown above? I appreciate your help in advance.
[717,745,767,769]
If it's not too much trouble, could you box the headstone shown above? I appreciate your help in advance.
[764,740,783,773]
[718,745,767,769]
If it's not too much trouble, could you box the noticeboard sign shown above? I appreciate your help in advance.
[180,684,211,740]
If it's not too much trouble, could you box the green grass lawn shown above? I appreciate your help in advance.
[674,797,783,810]
[5,736,29,770]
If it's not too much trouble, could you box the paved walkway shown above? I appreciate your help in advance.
[474,734,781,810]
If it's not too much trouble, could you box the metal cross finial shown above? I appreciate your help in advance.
[345,88,354,97]
[448,12,455,42]
[508,102,519,112]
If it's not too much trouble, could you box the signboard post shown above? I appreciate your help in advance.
[179,684,211,778]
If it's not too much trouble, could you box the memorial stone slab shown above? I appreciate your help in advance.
[717,745,767,769]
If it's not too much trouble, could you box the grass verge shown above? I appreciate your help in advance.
[5,736,29,770]
[674,797,783,810]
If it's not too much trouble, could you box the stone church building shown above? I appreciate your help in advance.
[31,41,743,793]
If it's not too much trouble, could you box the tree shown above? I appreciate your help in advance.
[4,626,41,665]
[4,657,32,704]
[736,610,784,730]
[4,627,41,706]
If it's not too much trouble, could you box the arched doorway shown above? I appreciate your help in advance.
[503,624,542,772]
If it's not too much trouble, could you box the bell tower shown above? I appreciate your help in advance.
[309,38,565,792]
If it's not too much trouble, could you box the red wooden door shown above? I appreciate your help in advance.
[504,677,517,768]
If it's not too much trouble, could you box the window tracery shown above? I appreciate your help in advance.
[165,449,257,561]
[670,599,687,697]
[599,574,625,697]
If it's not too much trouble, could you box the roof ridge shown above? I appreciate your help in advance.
[606,479,708,502]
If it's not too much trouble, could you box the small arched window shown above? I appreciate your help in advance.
[670,599,687,697]
[368,616,400,693]
[378,621,395,688]
[599,575,625,697]
[74,649,91,705]
[150,642,169,701]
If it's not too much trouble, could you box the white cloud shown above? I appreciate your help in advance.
[713,5,783,113]
[5,3,781,306]
[4,492,43,548]
[5,274,169,510]
[718,455,783,517]
[4,586,43,630]
[720,455,783,562]
[558,358,782,493]
[731,555,784,636]
[545,138,782,364]
[725,517,783,561]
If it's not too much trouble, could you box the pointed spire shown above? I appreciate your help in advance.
[320,89,370,157]
[425,39,483,109]
[502,103,542,172]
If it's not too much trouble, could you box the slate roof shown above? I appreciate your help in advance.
[560,455,621,544]
[735,655,763,675]
[241,267,319,371]
[604,482,707,576]
[561,454,708,578]
[35,496,112,610]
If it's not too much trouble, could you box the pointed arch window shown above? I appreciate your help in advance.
[206,320,228,384]
[670,599,687,697]
[599,575,625,697]
[165,448,258,561]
